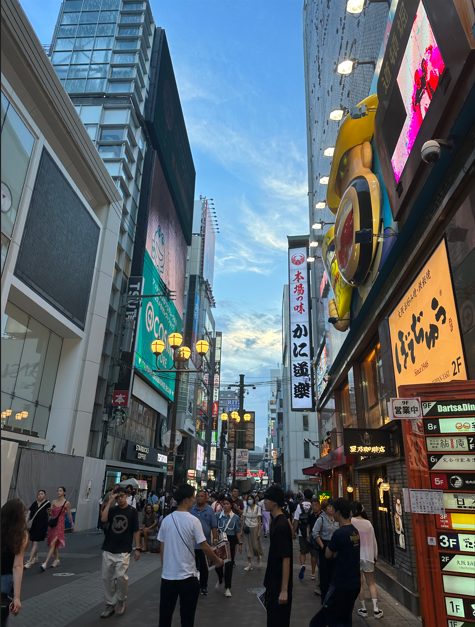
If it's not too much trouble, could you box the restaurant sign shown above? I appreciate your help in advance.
[288,243,314,410]
[388,240,467,391]
[343,428,391,457]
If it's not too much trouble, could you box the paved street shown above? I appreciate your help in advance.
[15,530,421,627]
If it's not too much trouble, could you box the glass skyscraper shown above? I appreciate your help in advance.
[50,0,155,454]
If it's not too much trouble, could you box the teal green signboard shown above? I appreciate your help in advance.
[134,252,182,401]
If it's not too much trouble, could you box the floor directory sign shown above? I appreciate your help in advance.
[398,381,475,627]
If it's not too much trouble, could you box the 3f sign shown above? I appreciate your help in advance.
[439,535,458,549]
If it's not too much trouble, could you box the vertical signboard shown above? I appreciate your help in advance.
[288,243,314,410]
[399,381,475,627]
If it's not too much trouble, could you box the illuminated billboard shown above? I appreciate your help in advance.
[388,239,467,391]
[390,2,445,183]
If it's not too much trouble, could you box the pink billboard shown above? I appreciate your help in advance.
[390,2,445,183]
[146,156,187,316]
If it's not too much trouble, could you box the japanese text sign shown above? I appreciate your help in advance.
[388,240,466,391]
[343,428,390,457]
[288,245,313,410]
[389,397,422,419]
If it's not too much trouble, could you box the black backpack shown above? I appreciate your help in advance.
[299,502,312,538]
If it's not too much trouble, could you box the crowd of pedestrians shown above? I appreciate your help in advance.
[0,482,386,626]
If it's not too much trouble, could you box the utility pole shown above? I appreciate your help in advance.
[226,374,255,486]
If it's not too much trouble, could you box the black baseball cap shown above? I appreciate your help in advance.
[264,485,285,507]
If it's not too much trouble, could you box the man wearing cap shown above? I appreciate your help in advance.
[263,485,293,627]
[99,486,141,619]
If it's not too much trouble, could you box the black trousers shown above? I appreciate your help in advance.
[195,549,208,589]
[266,590,292,627]
[159,576,200,627]
[215,535,238,588]
[309,585,360,627]
[318,546,334,602]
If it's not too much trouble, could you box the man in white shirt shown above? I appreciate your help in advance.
[158,484,223,627]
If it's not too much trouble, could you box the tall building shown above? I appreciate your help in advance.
[303,0,475,616]
[47,0,197,496]
[1,0,121,529]
[177,195,219,488]
[48,0,155,459]
[266,368,283,484]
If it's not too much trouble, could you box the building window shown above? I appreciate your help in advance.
[120,14,142,23]
[118,26,140,37]
[360,343,386,428]
[100,127,126,142]
[74,37,94,50]
[303,414,309,431]
[98,144,122,158]
[107,81,133,93]
[1,303,62,438]
[94,37,114,50]
[1,92,35,271]
[338,371,357,429]
[56,38,75,50]
[102,108,129,124]
[76,24,96,37]
[304,440,310,458]
[63,0,83,11]
[78,105,102,123]
[111,66,135,79]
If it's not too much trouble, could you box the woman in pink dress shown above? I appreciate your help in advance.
[40,487,74,571]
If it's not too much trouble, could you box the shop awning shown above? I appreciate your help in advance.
[302,465,321,476]
[303,446,349,476]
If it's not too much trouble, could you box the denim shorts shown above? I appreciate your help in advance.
[360,559,375,573]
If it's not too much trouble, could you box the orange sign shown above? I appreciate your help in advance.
[389,240,466,391]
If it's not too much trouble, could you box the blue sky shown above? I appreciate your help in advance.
[20,0,309,447]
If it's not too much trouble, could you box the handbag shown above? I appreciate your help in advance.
[27,500,50,530]
[218,512,235,542]
[48,501,66,528]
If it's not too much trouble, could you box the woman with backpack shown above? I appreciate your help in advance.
[215,496,242,597]
[311,498,338,602]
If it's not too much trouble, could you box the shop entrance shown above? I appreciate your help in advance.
[370,468,395,565]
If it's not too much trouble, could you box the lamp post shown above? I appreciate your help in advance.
[151,333,209,492]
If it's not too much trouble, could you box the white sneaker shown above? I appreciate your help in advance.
[215,580,224,591]
[244,564,253,571]
[357,608,368,617]
[374,609,384,619]
[224,588,232,597]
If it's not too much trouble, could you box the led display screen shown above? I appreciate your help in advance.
[390,2,445,182]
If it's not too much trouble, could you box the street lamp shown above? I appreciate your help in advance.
[221,409,251,483]
[151,333,209,491]
[312,220,335,230]
[336,58,376,75]
[329,108,344,121]
[315,201,326,209]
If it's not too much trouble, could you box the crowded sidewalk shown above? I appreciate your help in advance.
[14,528,421,627]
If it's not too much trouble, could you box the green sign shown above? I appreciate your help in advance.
[134,252,182,401]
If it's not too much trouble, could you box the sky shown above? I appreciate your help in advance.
[19,0,309,447]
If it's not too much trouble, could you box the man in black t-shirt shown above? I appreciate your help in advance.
[100,487,141,619]
[263,485,293,627]
[309,498,360,627]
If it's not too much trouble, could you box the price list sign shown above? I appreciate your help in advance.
[422,399,475,625]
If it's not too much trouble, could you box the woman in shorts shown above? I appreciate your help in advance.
[351,502,383,620]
